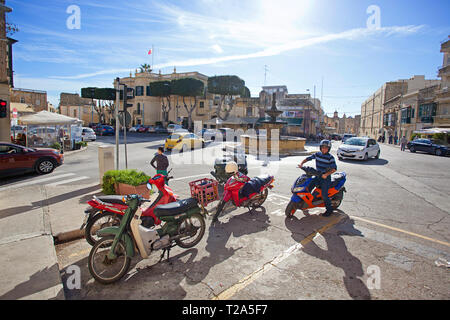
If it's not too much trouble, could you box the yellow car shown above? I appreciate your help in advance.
[164,132,205,152]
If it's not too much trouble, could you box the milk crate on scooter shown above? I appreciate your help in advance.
[189,178,219,208]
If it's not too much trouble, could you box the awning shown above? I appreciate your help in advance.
[19,110,82,125]
[413,127,450,134]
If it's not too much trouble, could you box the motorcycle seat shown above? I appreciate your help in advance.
[330,172,346,188]
[154,198,198,217]
[96,195,126,205]
[240,175,272,198]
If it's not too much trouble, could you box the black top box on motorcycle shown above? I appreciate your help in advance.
[240,175,272,198]
[154,198,198,217]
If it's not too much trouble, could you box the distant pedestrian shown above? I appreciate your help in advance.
[400,136,407,151]
[389,135,393,144]
[151,147,169,184]
[382,135,385,143]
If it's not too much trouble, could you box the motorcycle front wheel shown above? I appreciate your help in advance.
[88,236,131,284]
[285,201,297,218]
[175,213,206,248]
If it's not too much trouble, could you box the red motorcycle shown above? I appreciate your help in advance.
[212,173,275,222]
[81,172,177,245]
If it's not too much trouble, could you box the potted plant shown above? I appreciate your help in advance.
[102,169,152,198]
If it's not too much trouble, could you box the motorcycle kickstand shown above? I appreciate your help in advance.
[158,247,172,265]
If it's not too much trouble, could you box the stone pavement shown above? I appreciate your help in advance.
[0,179,100,300]
[0,185,65,300]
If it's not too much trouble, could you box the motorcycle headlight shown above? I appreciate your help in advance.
[292,186,305,193]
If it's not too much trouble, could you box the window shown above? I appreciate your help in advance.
[418,103,436,123]
[20,97,25,103]
[36,99,40,106]
[146,86,151,96]
[246,107,252,117]
[0,145,19,154]
[199,101,204,108]
[137,103,141,115]
[135,86,144,96]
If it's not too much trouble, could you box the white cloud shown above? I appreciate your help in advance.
[54,24,424,80]
[211,45,224,54]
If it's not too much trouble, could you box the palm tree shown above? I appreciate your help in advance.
[139,64,152,73]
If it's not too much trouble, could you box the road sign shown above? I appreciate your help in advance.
[119,111,132,127]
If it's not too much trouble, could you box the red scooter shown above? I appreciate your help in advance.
[212,172,275,222]
[81,172,177,245]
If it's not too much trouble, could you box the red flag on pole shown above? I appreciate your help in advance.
[148,49,152,55]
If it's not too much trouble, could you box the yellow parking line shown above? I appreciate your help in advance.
[351,216,450,248]
[212,214,345,300]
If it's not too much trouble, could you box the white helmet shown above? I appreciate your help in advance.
[225,161,238,174]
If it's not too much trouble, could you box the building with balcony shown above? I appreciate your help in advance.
[435,36,450,128]
[361,75,440,139]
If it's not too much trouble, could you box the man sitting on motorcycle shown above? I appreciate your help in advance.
[299,140,337,217]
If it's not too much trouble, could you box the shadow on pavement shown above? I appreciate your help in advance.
[62,206,271,299]
[284,211,371,300]
[0,263,65,300]
[0,184,100,219]
[339,158,388,166]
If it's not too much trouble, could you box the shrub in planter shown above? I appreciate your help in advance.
[50,142,61,151]
[102,169,151,197]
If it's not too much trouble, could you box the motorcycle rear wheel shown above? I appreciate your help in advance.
[175,213,206,248]
[251,188,269,208]
[85,212,122,246]
[331,190,344,209]
[88,236,131,285]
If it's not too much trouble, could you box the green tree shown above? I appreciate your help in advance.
[172,78,205,130]
[139,64,152,73]
[207,75,247,120]
[149,81,172,124]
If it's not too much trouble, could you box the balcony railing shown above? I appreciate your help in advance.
[438,65,450,76]
[420,116,434,123]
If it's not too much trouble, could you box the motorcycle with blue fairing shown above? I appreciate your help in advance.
[285,166,347,218]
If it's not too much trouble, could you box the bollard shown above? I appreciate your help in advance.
[98,145,115,185]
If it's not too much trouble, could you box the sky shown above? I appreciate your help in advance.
[6,0,450,117]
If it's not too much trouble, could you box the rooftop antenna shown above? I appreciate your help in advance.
[264,65,269,86]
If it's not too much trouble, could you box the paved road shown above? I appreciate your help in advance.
[5,133,449,299]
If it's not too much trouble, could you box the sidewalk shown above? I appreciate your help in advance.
[0,185,65,300]
[0,180,102,300]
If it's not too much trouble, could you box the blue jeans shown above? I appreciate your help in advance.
[311,176,332,212]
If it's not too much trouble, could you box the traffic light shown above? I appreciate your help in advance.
[0,100,7,118]
[123,86,133,111]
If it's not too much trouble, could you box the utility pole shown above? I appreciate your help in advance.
[115,77,120,170]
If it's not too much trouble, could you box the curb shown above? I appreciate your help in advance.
[62,146,88,157]
[54,229,85,244]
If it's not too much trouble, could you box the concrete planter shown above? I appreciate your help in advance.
[114,183,150,198]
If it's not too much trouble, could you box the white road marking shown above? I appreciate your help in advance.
[0,173,76,191]
[47,176,90,186]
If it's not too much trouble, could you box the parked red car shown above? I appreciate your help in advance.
[0,142,64,177]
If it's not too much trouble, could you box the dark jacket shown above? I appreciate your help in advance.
[150,153,169,171]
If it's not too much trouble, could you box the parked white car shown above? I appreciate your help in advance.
[167,124,182,133]
[337,137,380,161]
[82,127,96,141]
